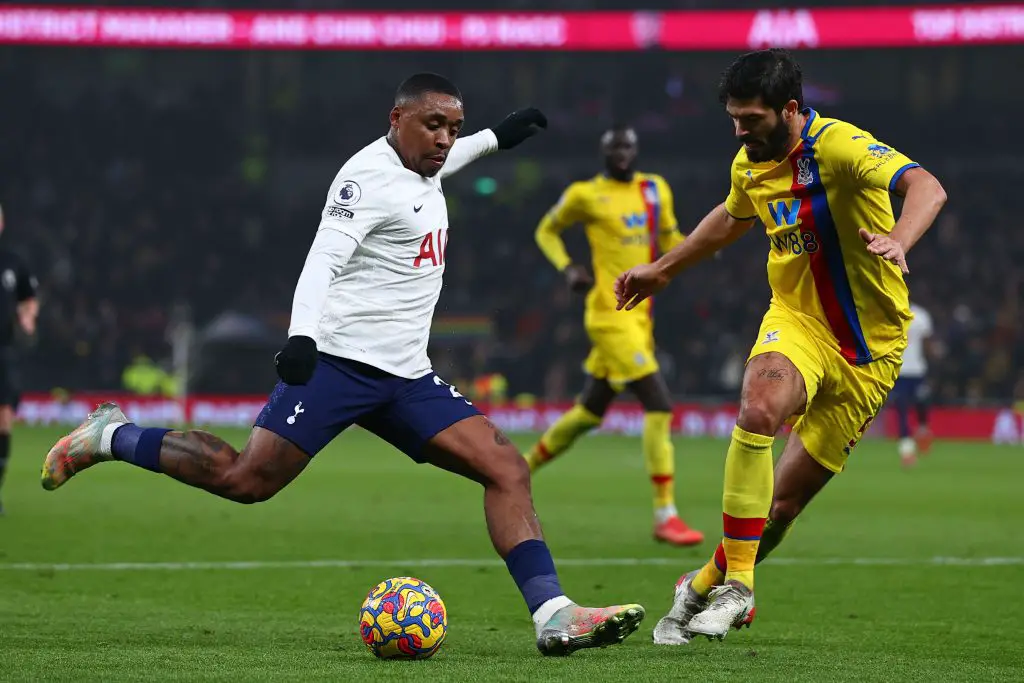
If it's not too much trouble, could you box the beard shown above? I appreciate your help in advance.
[742,117,791,163]
[604,159,634,181]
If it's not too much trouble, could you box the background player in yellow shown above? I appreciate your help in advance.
[614,49,947,641]
[528,124,704,547]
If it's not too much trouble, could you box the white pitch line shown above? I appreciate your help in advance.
[0,556,1021,572]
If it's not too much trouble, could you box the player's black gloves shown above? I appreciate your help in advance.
[275,335,318,385]
[492,108,548,150]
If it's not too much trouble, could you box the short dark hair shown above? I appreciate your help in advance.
[395,73,462,106]
[718,49,803,112]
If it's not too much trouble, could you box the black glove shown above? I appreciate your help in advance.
[274,335,318,385]
[491,108,548,150]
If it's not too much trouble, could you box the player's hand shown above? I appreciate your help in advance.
[615,263,670,311]
[564,264,594,293]
[275,335,318,385]
[859,228,909,274]
[491,108,548,150]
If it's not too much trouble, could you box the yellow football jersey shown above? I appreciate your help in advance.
[536,172,683,321]
[725,109,917,365]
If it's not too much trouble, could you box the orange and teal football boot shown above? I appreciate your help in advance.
[536,603,645,656]
[41,402,126,491]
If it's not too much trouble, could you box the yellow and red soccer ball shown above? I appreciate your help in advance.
[359,577,447,659]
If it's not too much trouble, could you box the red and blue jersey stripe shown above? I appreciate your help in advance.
[789,124,873,365]
[639,178,661,264]
[639,177,661,315]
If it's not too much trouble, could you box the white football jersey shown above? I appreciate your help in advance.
[288,130,498,378]
[900,303,933,378]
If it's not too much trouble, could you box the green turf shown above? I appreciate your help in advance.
[2,427,1022,682]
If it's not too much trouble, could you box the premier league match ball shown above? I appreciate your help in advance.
[359,577,448,659]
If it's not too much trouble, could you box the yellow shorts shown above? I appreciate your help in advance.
[583,321,659,390]
[749,304,903,473]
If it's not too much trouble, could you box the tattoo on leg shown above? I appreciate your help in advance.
[160,430,239,482]
[485,419,512,446]
[758,367,788,382]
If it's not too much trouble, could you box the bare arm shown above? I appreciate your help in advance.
[615,203,755,311]
[859,167,947,273]
[656,203,755,279]
[890,167,947,253]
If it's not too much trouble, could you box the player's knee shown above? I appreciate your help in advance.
[580,391,613,418]
[631,377,673,413]
[768,496,802,526]
[737,397,784,436]
[642,396,672,413]
[579,378,617,417]
[219,471,280,505]
[491,449,532,492]
[580,399,609,419]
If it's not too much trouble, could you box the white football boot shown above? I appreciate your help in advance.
[652,569,708,645]
[687,580,756,641]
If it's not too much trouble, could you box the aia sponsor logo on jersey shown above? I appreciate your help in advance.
[414,229,448,268]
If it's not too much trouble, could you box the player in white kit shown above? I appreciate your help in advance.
[39,74,645,656]
[891,302,934,467]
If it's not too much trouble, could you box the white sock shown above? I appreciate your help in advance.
[655,504,678,525]
[898,437,916,458]
[100,423,127,456]
[531,595,574,635]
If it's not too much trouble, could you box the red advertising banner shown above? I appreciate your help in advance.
[0,6,1020,50]
[16,393,1024,443]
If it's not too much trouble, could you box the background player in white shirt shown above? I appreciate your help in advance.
[892,302,934,467]
[40,73,645,656]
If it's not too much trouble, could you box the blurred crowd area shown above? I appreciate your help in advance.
[0,45,1018,404]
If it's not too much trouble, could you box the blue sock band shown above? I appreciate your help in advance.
[504,539,563,614]
[111,424,169,473]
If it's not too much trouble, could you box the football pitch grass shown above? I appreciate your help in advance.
[2,427,1023,682]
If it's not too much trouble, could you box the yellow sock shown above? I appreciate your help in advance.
[691,543,727,597]
[720,425,774,590]
[643,412,675,510]
[525,405,602,471]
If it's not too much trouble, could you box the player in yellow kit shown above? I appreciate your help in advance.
[527,125,704,547]
[615,50,947,641]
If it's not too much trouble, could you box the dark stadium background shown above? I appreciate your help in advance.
[0,1,1017,428]
[4,4,1024,682]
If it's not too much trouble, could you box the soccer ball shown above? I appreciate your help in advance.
[359,577,447,659]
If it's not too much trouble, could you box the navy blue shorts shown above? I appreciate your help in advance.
[254,354,480,461]
[891,377,925,403]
